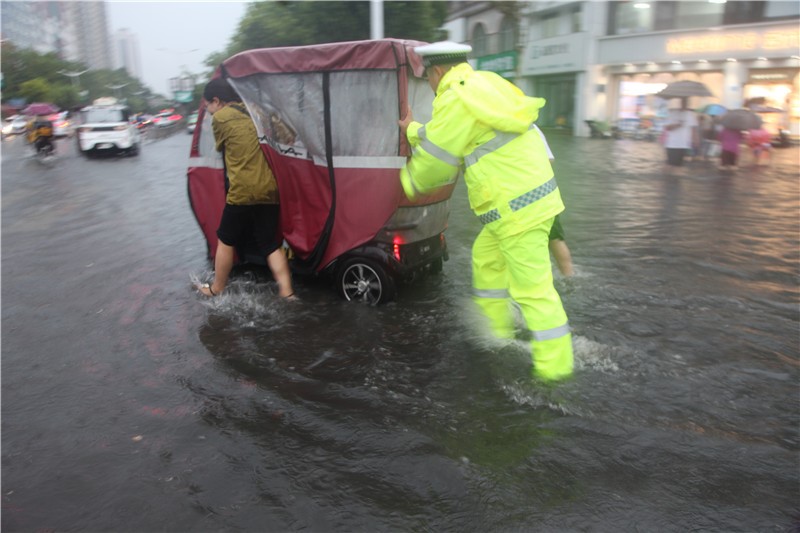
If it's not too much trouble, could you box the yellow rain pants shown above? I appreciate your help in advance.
[472,217,573,381]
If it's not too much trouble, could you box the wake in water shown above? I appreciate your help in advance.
[189,271,298,330]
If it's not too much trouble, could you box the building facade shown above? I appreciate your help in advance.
[112,29,142,80]
[1,0,112,71]
[444,0,800,138]
[597,1,799,138]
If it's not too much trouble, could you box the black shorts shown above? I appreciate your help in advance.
[720,150,738,166]
[217,203,281,256]
[549,215,566,241]
[666,148,687,166]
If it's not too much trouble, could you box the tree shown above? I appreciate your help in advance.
[1,42,159,113]
[19,78,53,103]
[224,1,449,58]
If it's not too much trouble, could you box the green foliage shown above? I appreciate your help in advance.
[19,78,54,103]
[223,1,449,59]
[2,42,162,113]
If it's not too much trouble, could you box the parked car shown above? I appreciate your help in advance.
[153,111,182,128]
[187,112,198,134]
[76,97,140,157]
[132,114,154,130]
[2,115,29,137]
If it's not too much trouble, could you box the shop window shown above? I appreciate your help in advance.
[472,23,488,56]
[499,16,516,52]
[723,1,765,25]
[675,1,725,29]
[608,1,654,35]
[571,6,582,33]
[765,2,800,19]
[653,1,677,31]
[542,13,559,39]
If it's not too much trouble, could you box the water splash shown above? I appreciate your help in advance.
[189,271,293,330]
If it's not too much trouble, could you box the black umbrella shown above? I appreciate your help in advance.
[657,80,714,99]
[720,109,763,130]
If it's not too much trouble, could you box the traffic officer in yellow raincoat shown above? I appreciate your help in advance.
[398,42,573,380]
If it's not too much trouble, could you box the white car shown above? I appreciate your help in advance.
[76,97,140,156]
[2,116,29,137]
[48,111,74,137]
[153,111,182,128]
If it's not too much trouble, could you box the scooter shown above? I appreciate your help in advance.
[33,135,56,163]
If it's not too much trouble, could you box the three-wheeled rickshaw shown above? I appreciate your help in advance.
[187,39,454,304]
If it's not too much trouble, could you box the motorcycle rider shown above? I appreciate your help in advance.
[27,114,55,155]
[398,42,573,381]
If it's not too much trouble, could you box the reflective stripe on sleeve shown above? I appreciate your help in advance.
[473,288,510,299]
[464,123,536,168]
[530,322,571,341]
[418,126,461,168]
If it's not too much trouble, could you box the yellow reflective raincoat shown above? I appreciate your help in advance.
[400,63,573,380]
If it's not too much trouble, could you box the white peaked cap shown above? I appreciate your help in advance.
[414,41,472,67]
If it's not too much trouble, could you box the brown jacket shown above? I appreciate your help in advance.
[212,103,279,205]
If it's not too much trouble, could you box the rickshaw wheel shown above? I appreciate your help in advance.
[336,258,396,305]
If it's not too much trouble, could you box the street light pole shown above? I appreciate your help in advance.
[106,83,129,100]
[58,69,89,90]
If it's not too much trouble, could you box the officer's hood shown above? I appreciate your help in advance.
[441,63,544,133]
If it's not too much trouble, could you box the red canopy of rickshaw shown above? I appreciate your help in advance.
[188,39,453,272]
[222,38,427,78]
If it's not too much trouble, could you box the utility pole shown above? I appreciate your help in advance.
[370,0,384,40]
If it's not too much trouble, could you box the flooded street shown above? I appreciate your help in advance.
[2,130,798,531]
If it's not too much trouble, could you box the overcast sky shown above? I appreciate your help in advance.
[106,1,249,96]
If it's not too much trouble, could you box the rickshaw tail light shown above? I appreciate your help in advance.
[393,236,403,262]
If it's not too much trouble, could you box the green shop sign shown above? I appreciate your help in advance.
[477,51,517,77]
[174,91,194,103]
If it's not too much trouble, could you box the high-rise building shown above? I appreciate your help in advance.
[71,2,112,70]
[0,0,111,71]
[112,29,142,79]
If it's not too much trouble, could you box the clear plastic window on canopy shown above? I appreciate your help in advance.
[229,69,434,162]
[231,74,325,160]
[329,70,398,157]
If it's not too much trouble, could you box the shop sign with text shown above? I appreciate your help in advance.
[748,69,797,83]
[667,27,799,55]
[521,33,587,76]
[477,51,517,78]
[599,23,800,64]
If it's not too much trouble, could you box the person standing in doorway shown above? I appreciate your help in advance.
[663,97,699,166]
[197,78,294,299]
[398,42,573,381]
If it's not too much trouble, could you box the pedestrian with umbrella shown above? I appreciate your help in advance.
[718,109,763,170]
[656,81,713,166]
[697,103,725,160]
[717,123,743,170]
[21,102,59,116]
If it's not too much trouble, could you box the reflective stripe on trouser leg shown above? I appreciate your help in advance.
[502,218,573,380]
[472,226,514,339]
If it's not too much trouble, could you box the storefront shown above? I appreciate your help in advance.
[596,22,800,138]
[476,50,517,82]
[519,32,589,131]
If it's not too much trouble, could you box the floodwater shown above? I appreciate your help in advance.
[2,130,798,531]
